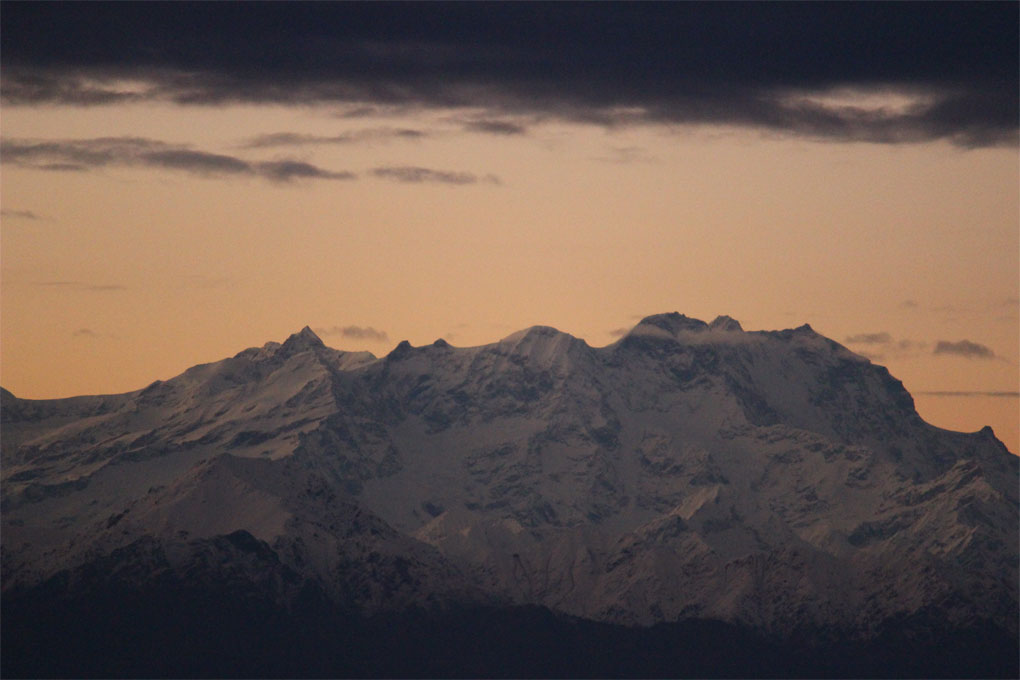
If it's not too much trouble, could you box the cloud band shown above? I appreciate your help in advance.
[2,4,1015,147]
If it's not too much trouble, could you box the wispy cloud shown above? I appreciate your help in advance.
[594,146,658,164]
[313,325,389,342]
[0,73,148,106]
[1,136,356,182]
[182,275,233,289]
[39,162,88,172]
[34,281,127,292]
[72,328,98,338]
[918,391,1018,398]
[844,332,892,345]
[257,161,356,182]
[333,104,420,119]
[371,166,499,185]
[1,208,48,220]
[241,127,427,148]
[608,327,629,338]
[844,332,927,361]
[461,118,528,136]
[142,148,252,174]
[933,339,999,360]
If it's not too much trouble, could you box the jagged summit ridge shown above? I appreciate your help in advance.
[270,313,802,358]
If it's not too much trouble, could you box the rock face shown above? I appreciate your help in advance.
[2,313,1017,677]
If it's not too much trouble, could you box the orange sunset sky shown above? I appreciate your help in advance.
[1,3,1017,452]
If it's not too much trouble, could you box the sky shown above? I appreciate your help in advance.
[1,2,1017,453]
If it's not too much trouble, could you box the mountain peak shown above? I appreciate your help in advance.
[386,339,415,360]
[499,325,565,344]
[631,312,709,337]
[280,326,324,352]
[497,325,589,365]
[709,315,743,332]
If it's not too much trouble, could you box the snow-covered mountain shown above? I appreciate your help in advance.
[3,313,1017,677]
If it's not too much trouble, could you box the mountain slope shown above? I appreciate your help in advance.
[2,313,1016,676]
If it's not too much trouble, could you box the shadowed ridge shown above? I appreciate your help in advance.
[386,340,415,360]
[0,387,22,426]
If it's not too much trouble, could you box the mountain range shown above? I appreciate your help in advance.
[2,313,1017,678]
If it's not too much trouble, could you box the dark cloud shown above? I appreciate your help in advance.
[933,340,997,360]
[371,166,488,185]
[1,208,45,220]
[1,136,355,182]
[845,332,892,345]
[918,391,1019,398]
[608,328,629,338]
[313,325,389,342]
[2,4,1015,146]
[242,127,426,148]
